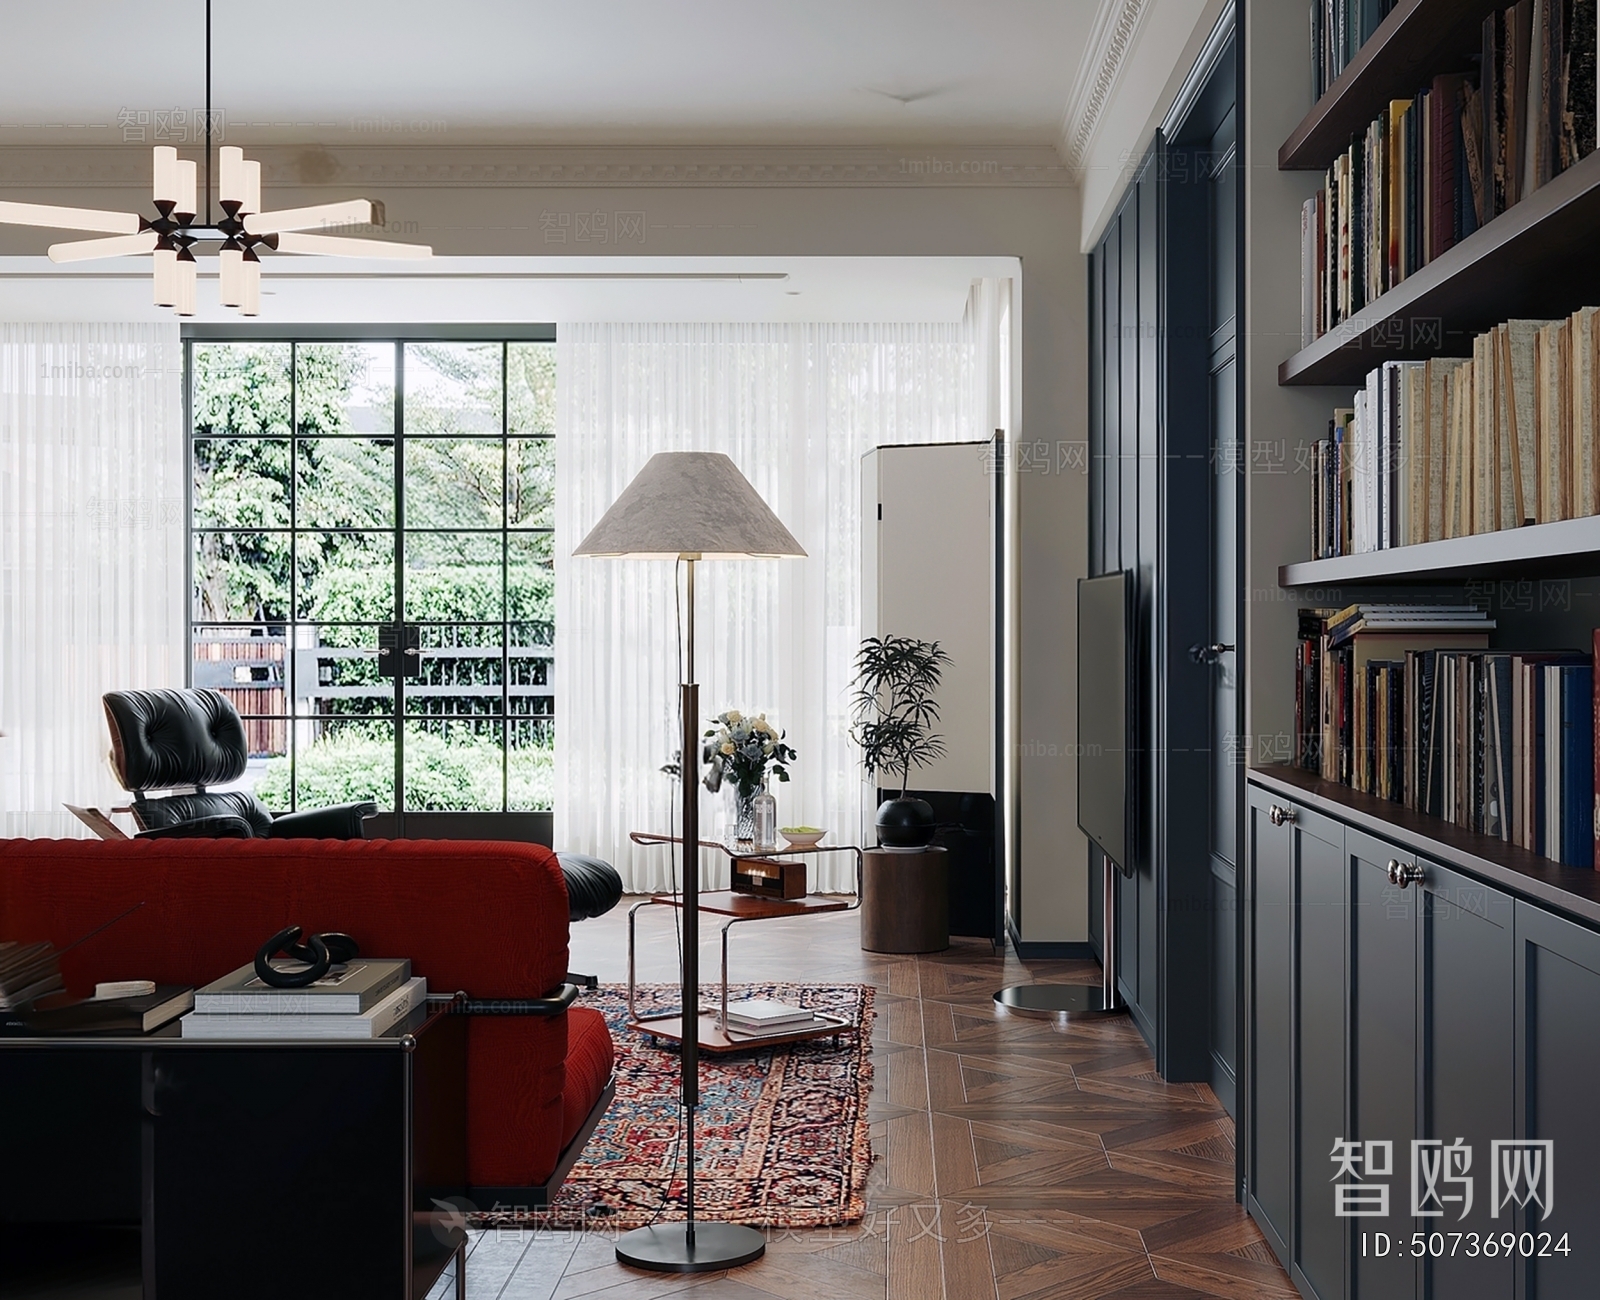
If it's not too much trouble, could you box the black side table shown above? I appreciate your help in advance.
[0,998,468,1299]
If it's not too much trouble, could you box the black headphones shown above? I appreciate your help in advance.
[254,925,361,988]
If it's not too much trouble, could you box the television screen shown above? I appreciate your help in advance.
[1077,571,1130,870]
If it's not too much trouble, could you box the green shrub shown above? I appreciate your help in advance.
[255,726,552,812]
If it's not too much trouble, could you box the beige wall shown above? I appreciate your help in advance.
[0,144,1091,942]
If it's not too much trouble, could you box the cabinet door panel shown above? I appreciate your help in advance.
[1347,828,1419,1300]
[1417,862,1513,1300]
[1514,903,1600,1300]
[1247,788,1294,1256]
[1295,813,1347,1300]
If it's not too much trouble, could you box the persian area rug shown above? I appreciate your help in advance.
[468,981,875,1231]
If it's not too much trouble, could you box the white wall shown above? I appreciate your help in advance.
[0,144,1090,942]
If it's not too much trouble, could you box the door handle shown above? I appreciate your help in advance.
[1387,859,1425,889]
[1189,642,1235,665]
[1268,804,1296,827]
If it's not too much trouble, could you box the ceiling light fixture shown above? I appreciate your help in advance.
[0,0,429,316]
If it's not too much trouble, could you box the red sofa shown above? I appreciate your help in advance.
[0,836,614,1197]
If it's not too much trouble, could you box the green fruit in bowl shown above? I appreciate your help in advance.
[781,826,822,834]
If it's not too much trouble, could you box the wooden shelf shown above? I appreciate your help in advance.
[1249,766,1600,928]
[1280,149,1600,387]
[1280,0,1501,170]
[1278,515,1600,586]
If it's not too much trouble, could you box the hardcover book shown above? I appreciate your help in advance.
[195,958,411,1016]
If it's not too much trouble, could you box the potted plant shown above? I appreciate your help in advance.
[850,635,951,849]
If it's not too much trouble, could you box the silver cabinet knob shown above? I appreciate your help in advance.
[1387,859,1424,888]
[1268,804,1296,826]
[1189,642,1236,665]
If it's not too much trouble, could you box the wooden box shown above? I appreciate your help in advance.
[729,856,807,900]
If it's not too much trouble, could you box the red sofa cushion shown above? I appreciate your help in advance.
[0,837,604,1189]
[562,1005,615,1148]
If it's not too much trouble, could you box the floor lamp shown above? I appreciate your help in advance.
[574,451,806,1273]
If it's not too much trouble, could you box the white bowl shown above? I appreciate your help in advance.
[779,829,827,850]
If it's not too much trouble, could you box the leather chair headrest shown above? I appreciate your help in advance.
[103,689,249,791]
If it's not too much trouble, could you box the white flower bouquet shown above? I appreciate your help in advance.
[701,709,796,802]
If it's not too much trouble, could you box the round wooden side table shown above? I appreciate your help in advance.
[860,846,949,953]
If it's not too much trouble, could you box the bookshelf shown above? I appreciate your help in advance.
[1279,148,1600,386]
[1279,0,1502,170]
[1278,515,1600,586]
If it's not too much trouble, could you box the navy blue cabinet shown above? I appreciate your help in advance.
[1244,773,1596,1300]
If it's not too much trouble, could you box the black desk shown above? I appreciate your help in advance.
[0,998,468,1299]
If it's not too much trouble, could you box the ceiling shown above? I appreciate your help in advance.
[0,1,1098,148]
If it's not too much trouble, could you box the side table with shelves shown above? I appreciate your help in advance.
[625,833,864,1052]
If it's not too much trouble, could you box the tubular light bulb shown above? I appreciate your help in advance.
[219,146,244,205]
[240,254,261,316]
[175,254,197,317]
[218,247,243,306]
[242,160,261,215]
[175,159,198,218]
[152,146,178,203]
[152,247,177,306]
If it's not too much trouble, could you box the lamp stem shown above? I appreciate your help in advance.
[204,0,212,228]
[680,555,699,1241]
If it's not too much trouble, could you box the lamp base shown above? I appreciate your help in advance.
[614,1222,767,1273]
[993,984,1125,1018]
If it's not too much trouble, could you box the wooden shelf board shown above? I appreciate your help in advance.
[1249,766,1600,928]
[1280,0,1501,170]
[1278,516,1600,586]
[1279,149,1600,387]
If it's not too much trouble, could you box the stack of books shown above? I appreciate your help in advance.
[720,998,821,1037]
[1301,0,1598,346]
[1295,607,1600,866]
[1308,304,1600,557]
[181,958,424,1039]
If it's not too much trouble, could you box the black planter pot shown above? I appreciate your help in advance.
[875,796,936,849]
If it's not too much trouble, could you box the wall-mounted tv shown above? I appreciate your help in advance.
[1077,571,1132,872]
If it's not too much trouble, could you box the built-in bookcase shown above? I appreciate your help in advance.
[1274,0,1600,894]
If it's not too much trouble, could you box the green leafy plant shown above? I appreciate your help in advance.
[850,636,951,797]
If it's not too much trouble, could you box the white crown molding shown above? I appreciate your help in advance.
[0,144,1072,191]
[1058,0,1151,180]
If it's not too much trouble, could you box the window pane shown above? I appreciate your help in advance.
[508,342,555,438]
[292,625,394,720]
[508,717,554,811]
[297,532,395,621]
[284,717,396,813]
[193,531,291,622]
[403,342,502,437]
[508,437,554,528]
[192,439,289,529]
[404,718,503,811]
[404,437,503,528]
[405,624,504,718]
[297,438,395,528]
[404,532,503,622]
[192,343,291,438]
[296,342,395,438]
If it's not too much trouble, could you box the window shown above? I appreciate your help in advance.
[187,334,556,813]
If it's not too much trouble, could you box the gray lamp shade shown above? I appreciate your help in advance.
[573,451,806,559]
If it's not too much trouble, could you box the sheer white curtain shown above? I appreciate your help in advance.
[555,302,1003,891]
[0,324,186,838]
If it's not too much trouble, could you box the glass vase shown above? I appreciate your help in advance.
[730,786,759,843]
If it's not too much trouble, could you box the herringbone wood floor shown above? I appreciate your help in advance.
[431,900,1294,1300]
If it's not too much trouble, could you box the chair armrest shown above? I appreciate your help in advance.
[135,814,254,839]
[451,984,581,1017]
[268,802,377,840]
